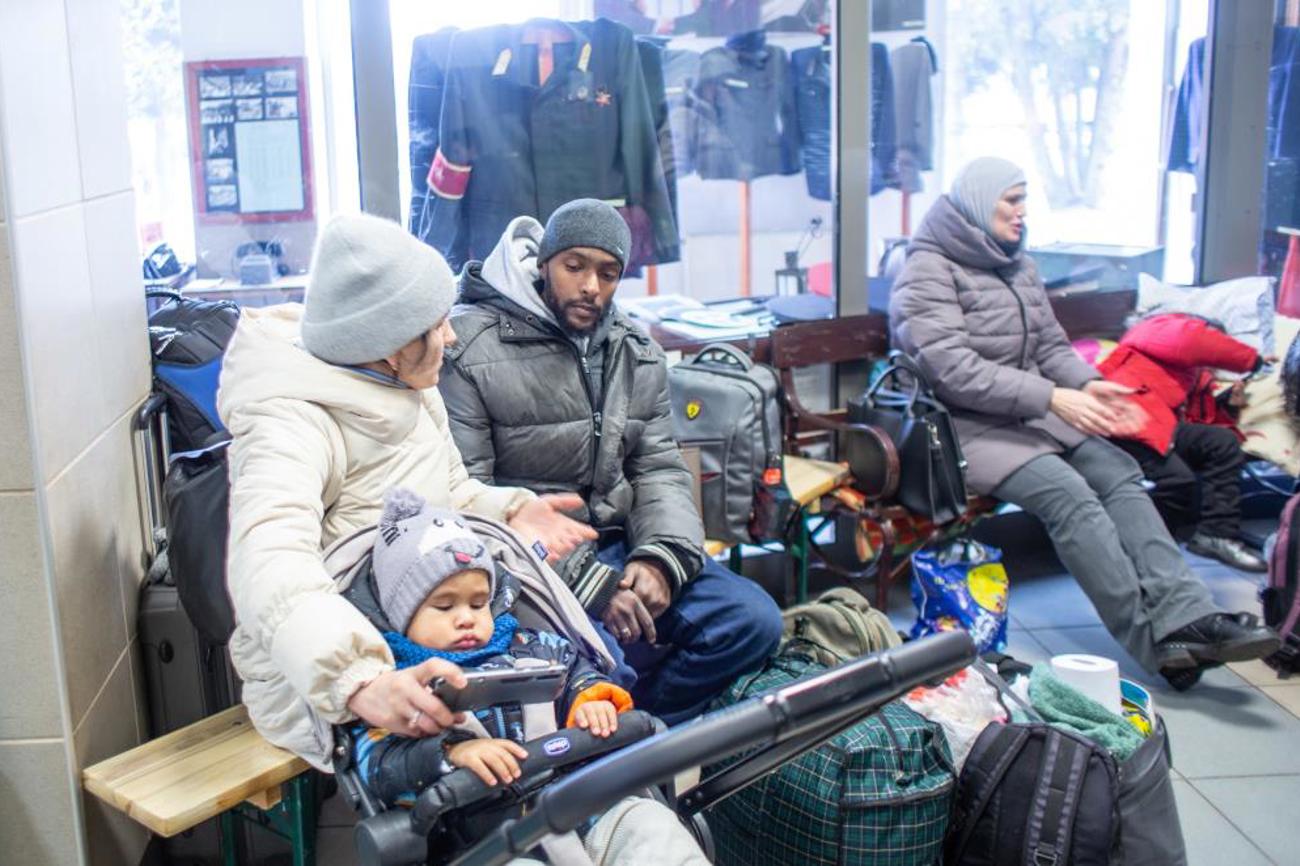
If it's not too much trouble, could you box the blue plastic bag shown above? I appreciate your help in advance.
[910,540,1009,653]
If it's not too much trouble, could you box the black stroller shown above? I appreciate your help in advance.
[322,514,976,866]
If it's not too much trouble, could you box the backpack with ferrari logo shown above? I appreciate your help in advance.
[668,343,794,545]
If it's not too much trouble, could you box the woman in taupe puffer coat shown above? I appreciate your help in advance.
[889,157,1277,689]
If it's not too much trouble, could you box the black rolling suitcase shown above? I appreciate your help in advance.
[134,396,295,865]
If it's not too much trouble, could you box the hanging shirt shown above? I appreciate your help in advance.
[428,18,679,270]
[694,30,801,181]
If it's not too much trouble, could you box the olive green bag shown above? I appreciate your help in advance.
[780,587,900,666]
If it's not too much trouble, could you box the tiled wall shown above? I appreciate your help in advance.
[0,1,153,864]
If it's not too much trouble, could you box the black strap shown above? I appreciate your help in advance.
[950,724,1032,862]
[971,658,1045,723]
[1023,730,1090,866]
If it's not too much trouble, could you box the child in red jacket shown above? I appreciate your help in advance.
[1100,313,1269,571]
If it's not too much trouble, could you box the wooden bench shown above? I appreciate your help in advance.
[83,704,317,865]
[767,316,997,610]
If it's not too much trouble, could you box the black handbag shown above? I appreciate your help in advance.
[847,352,969,524]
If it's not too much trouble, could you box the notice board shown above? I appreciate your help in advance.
[185,56,314,223]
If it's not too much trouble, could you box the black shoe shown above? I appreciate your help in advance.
[1156,612,1280,670]
[1164,660,1211,686]
[1187,533,1268,573]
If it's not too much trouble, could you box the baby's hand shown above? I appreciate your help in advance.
[445,738,529,786]
[573,700,620,738]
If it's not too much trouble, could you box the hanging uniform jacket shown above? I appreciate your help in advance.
[790,42,894,200]
[407,28,465,260]
[631,37,678,270]
[694,30,800,181]
[662,48,701,177]
[428,18,679,270]
[672,0,760,37]
[891,41,936,193]
[1098,313,1260,455]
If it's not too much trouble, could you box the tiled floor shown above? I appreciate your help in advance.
[314,550,1298,866]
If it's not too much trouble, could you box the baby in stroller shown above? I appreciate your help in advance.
[339,488,709,865]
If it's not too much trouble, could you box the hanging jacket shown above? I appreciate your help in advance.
[694,30,801,181]
[428,18,678,270]
[1098,313,1260,455]
[216,305,535,769]
[407,27,464,259]
[889,196,1101,494]
[440,217,705,615]
[891,41,936,193]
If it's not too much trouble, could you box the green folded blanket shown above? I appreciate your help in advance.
[1026,664,1145,762]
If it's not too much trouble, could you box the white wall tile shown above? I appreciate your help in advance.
[0,225,34,490]
[84,193,150,423]
[65,0,133,200]
[0,740,81,866]
[74,649,149,866]
[0,492,62,739]
[46,423,131,726]
[0,0,82,216]
[10,205,109,481]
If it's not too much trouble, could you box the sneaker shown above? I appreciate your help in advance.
[1156,612,1280,671]
[1186,532,1268,573]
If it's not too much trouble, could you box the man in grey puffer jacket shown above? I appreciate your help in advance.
[440,199,781,723]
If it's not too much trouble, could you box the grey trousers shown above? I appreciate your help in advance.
[992,437,1221,672]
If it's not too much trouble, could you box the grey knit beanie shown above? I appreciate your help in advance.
[537,199,632,273]
[371,489,496,635]
[948,157,1027,239]
[301,213,456,365]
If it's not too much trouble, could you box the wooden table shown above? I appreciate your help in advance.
[83,704,316,862]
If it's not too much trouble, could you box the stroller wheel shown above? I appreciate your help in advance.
[685,812,714,862]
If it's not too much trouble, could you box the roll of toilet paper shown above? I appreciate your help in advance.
[1050,654,1122,715]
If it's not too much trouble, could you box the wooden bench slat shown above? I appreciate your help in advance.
[82,705,309,838]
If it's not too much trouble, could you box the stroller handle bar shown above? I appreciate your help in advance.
[451,630,977,866]
[355,710,661,866]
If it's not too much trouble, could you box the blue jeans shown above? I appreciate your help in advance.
[591,540,782,725]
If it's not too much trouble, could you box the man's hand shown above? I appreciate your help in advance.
[602,587,657,645]
[572,700,620,738]
[445,738,529,786]
[624,559,672,618]
[508,494,598,563]
[346,658,466,737]
[1083,380,1135,404]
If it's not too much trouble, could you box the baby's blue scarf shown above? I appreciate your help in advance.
[382,613,520,671]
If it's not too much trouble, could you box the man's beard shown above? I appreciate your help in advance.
[542,284,605,337]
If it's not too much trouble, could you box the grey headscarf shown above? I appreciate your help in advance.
[948,157,1027,240]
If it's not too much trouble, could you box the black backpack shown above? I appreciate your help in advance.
[163,439,235,646]
[947,722,1121,866]
[147,290,240,453]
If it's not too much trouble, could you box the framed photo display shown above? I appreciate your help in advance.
[186,56,314,223]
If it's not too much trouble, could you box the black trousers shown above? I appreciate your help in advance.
[1114,422,1245,540]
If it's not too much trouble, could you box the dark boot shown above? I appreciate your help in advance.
[1156,612,1279,671]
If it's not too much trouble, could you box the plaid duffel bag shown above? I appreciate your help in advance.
[705,651,956,866]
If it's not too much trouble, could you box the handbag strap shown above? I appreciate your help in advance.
[972,657,1045,722]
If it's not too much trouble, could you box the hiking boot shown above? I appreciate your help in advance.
[1156,612,1280,671]
[1187,532,1268,573]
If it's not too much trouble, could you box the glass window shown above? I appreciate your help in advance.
[1260,1,1300,287]
[867,0,1208,289]
[122,0,340,299]
[388,0,837,313]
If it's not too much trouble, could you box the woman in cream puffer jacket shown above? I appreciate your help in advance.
[218,214,594,768]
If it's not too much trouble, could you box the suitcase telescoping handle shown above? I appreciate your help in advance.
[451,631,977,866]
[132,392,171,562]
